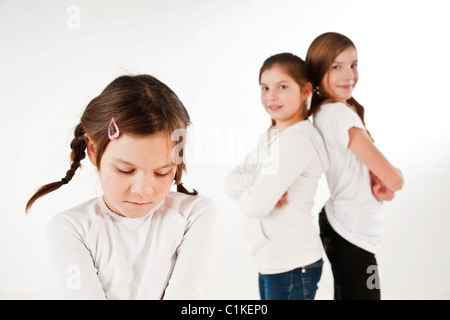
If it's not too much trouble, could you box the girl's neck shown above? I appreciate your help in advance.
[275,116,305,133]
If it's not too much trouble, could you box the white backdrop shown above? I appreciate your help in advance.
[1,0,449,299]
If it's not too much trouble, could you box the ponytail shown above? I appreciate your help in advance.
[347,97,373,141]
[25,124,86,213]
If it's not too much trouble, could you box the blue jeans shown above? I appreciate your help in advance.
[258,259,323,300]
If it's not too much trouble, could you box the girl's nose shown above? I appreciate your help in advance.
[131,177,153,197]
[343,67,354,81]
[267,89,278,102]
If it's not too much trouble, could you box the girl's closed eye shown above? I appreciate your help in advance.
[117,167,135,175]
[155,171,171,178]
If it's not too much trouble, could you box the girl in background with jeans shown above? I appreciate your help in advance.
[226,53,329,300]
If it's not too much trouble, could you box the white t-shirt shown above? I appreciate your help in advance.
[46,191,220,299]
[226,120,329,274]
[313,102,383,254]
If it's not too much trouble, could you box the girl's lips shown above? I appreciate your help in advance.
[268,105,282,111]
[126,201,152,206]
[338,85,354,90]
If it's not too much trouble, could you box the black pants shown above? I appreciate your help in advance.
[319,207,381,300]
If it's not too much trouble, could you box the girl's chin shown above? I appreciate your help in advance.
[106,203,153,219]
[121,202,157,218]
[335,91,354,101]
[114,209,150,219]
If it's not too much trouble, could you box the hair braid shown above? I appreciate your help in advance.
[26,74,198,213]
[25,124,86,213]
[64,124,86,183]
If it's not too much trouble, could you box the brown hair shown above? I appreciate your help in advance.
[26,74,197,213]
[305,32,369,131]
[259,53,311,127]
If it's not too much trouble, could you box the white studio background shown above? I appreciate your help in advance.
[1,0,449,299]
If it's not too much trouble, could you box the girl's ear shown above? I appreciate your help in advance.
[84,134,97,166]
[301,82,313,101]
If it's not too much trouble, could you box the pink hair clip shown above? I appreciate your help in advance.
[108,117,120,140]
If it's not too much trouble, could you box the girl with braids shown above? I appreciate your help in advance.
[226,53,329,300]
[26,74,220,299]
[305,32,404,299]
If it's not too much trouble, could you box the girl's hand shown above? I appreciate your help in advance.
[370,171,395,202]
[275,191,288,209]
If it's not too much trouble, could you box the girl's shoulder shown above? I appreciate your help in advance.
[314,102,361,125]
[163,191,221,221]
[46,197,103,238]
[317,101,352,116]
[279,120,321,143]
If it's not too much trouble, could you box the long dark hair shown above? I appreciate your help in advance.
[26,74,196,213]
[305,32,370,132]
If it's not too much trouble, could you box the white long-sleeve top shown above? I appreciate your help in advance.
[45,191,220,300]
[226,120,329,274]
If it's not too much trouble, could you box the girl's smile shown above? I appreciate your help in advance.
[260,66,310,132]
[337,84,354,90]
[268,104,283,111]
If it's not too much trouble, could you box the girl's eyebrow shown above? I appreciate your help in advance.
[158,163,176,169]
[333,60,358,65]
[112,158,135,166]
[260,80,291,86]
[112,157,175,169]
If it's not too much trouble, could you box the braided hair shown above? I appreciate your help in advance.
[26,74,197,213]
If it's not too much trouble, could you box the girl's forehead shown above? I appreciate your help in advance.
[116,132,174,147]
[334,46,358,62]
[261,66,295,83]
[103,132,175,167]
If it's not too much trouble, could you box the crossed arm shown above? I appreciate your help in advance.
[276,127,404,207]
[348,127,404,201]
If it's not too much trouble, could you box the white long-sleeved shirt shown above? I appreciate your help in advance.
[45,191,220,299]
[226,120,329,274]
